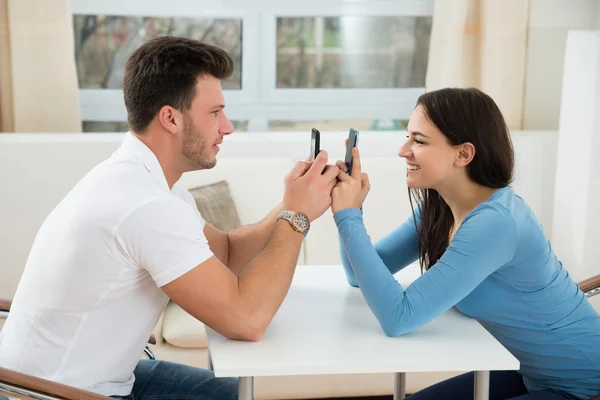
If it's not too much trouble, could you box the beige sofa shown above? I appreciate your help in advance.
[0,130,567,399]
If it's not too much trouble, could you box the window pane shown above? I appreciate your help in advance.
[82,121,129,132]
[269,119,408,132]
[73,15,242,90]
[82,120,249,133]
[276,16,431,89]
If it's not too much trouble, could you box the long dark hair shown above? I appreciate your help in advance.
[409,88,514,271]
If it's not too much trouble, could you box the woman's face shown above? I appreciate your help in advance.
[398,105,462,190]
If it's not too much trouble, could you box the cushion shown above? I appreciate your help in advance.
[188,180,241,231]
[162,301,208,349]
[162,181,241,349]
[161,181,240,349]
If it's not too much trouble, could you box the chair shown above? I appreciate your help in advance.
[1,274,599,400]
[583,274,600,400]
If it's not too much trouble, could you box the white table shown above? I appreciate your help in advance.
[207,265,519,400]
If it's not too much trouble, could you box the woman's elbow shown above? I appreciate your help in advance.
[382,324,404,337]
[379,316,416,337]
[347,277,359,288]
[343,269,359,287]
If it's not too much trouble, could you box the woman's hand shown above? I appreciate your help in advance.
[332,146,370,214]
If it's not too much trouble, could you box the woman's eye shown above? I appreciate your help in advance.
[405,135,424,145]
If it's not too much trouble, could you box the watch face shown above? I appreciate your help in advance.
[293,213,309,231]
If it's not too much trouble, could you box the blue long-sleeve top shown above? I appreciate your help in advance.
[334,187,600,400]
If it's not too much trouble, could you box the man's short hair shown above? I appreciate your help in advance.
[123,37,234,133]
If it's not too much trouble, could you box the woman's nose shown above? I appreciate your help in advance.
[398,141,411,158]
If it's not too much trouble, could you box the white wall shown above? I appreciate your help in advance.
[523,0,599,130]
[551,31,600,288]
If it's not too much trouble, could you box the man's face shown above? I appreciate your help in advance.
[180,75,234,170]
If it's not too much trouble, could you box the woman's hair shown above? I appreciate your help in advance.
[409,87,514,271]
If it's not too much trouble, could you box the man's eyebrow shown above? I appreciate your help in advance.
[210,104,225,110]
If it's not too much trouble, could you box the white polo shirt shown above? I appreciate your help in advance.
[0,133,214,396]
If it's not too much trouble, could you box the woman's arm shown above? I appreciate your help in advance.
[339,208,421,287]
[334,204,517,337]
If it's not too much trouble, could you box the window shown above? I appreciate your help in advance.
[82,120,249,133]
[74,15,242,90]
[72,0,433,132]
[276,16,431,89]
[269,119,408,132]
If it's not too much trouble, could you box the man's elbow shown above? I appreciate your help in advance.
[235,322,265,342]
[223,313,268,342]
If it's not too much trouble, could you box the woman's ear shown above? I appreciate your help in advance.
[455,142,475,167]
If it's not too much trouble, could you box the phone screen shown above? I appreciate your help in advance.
[344,128,359,172]
[310,128,321,161]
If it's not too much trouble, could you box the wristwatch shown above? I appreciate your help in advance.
[277,210,310,237]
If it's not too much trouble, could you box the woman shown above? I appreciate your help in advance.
[331,88,600,400]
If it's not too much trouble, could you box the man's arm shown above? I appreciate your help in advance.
[203,223,229,265]
[227,203,285,275]
[163,154,339,341]
[163,220,303,341]
[205,164,338,275]
[203,203,284,276]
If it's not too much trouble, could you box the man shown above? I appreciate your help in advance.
[0,37,339,399]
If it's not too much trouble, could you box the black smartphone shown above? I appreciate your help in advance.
[344,128,359,173]
[310,128,321,161]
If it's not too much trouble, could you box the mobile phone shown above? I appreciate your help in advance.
[344,128,360,173]
[310,128,321,161]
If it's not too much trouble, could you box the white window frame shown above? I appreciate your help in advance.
[71,0,433,131]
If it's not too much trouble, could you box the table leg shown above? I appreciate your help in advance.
[238,376,254,400]
[393,372,406,400]
[474,371,490,400]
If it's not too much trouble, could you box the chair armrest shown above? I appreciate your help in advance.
[578,274,600,298]
[0,298,11,313]
[0,367,112,400]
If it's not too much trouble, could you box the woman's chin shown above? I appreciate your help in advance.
[406,177,425,189]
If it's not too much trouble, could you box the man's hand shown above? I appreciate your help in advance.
[332,147,370,214]
[282,151,339,222]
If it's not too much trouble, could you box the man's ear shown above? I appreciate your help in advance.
[157,105,181,135]
[455,142,476,167]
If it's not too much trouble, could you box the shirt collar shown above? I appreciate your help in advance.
[119,132,170,192]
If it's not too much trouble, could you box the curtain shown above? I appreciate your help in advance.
[425,0,530,130]
[0,0,80,133]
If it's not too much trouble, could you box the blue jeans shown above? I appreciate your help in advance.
[406,371,579,400]
[111,360,238,400]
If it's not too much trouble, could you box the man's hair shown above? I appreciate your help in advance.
[123,37,234,133]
